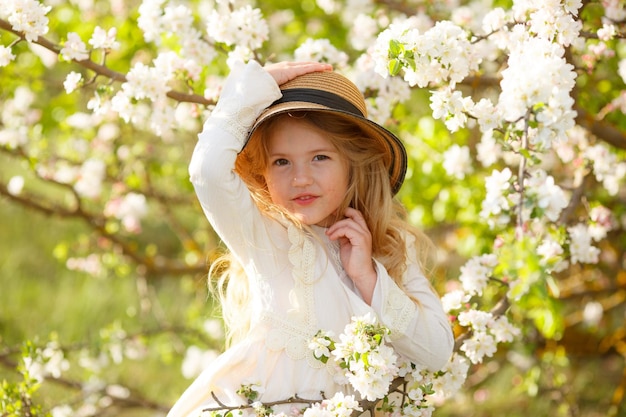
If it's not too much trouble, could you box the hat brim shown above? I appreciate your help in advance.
[247,102,407,195]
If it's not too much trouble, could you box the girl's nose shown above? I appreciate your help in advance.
[292,167,313,186]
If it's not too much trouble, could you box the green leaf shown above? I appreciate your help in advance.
[389,39,404,57]
[388,59,402,76]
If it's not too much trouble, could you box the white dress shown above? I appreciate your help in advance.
[166,60,454,417]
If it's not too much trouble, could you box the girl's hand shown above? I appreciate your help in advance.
[264,61,333,86]
[326,207,377,304]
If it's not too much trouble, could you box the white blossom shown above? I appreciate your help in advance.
[353,53,411,125]
[60,32,89,61]
[537,237,568,272]
[567,223,600,264]
[429,89,473,132]
[5,0,51,42]
[74,158,106,199]
[440,289,469,313]
[63,71,82,93]
[472,98,500,132]
[619,59,626,85]
[89,26,120,50]
[460,331,497,364]
[482,7,508,34]
[588,205,615,241]
[7,176,24,195]
[51,405,74,417]
[323,392,362,417]
[162,4,194,35]
[476,131,502,167]
[137,0,166,43]
[395,21,477,88]
[459,254,497,296]
[498,37,576,149]
[295,38,349,68]
[480,168,513,225]
[23,341,70,382]
[123,61,171,102]
[0,45,15,66]
[582,301,603,327]
[525,169,569,222]
[349,14,379,51]
[585,144,626,196]
[458,309,494,332]
[432,354,470,397]
[206,5,268,51]
[104,192,149,233]
[66,254,103,277]
[442,144,473,179]
[604,0,626,21]
[309,332,334,360]
[490,316,521,343]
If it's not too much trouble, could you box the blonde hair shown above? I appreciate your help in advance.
[210,112,434,347]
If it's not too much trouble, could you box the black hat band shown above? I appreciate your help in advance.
[271,88,364,117]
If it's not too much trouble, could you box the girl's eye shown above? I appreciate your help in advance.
[273,158,289,166]
[313,154,329,161]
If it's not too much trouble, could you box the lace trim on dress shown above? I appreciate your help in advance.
[262,225,328,371]
[263,313,325,370]
[210,97,257,142]
[383,281,417,338]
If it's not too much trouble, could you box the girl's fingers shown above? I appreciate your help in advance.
[326,208,369,239]
[265,61,333,85]
[342,207,369,230]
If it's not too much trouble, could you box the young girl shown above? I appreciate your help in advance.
[167,61,453,417]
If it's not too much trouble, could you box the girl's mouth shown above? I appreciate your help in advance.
[293,194,318,205]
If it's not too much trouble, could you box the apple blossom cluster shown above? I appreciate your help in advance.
[206,5,268,52]
[294,38,349,68]
[21,329,149,417]
[204,313,469,417]
[0,44,15,66]
[301,392,363,417]
[373,19,478,88]
[138,0,217,66]
[373,1,583,149]
[498,36,577,149]
[478,166,570,228]
[22,341,69,382]
[0,86,36,148]
[104,192,149,233]
[553,127,626,197]
[309,313,460,415]
[59,26,120,62]
[66,254,104,277]
[457,253,498,297]
[0,0,51,43]
[327,313,399,402]
[457,311,520,364]
[442,144,473,179]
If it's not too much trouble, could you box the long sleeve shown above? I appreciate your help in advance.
[188,60,282,256]
[370,245,454,371]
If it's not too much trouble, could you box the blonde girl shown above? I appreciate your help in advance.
[167,61,453,417]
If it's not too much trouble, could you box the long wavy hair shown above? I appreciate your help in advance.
[210,111,435,347]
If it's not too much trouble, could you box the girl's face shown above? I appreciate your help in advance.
[264,117,350,227]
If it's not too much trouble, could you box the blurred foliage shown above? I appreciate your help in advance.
[1,0,626,416]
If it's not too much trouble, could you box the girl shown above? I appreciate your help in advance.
[167,61,453,417]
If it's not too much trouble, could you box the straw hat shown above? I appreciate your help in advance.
[246,71,408,195]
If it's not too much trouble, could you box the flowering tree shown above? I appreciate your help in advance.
[1,0,625,416]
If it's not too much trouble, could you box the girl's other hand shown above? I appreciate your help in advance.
[264,61,333,86]
[326,207,378,304]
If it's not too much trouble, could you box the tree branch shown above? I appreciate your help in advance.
[0,18,213,106]
[575,106,626,150]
